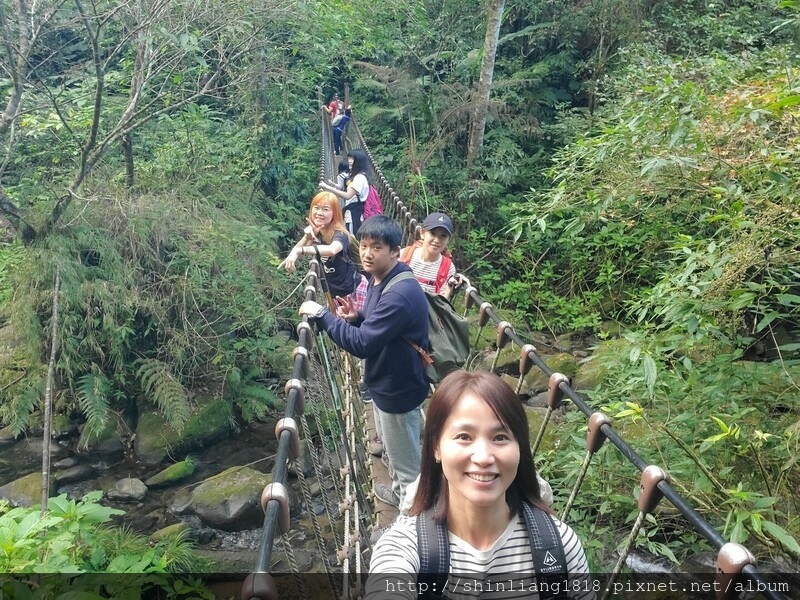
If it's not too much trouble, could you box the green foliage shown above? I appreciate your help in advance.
[1,99,300,431]
[223,365,280,422]
[651,0,789,54]
[76,367,112,440]
[572,335,800,562]
[0,240,24,306]
[0,492,208,574]
[136,359,191,429]
[504,44,800,338]
[0,493,213,597]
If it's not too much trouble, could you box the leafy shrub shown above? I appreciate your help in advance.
[0,492,213,598]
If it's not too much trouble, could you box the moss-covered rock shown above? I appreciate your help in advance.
[145,458,196,488]
[169,466,271,531]
[522,352,580,394]
[571,339,625,392]
[51,414,78,439]
[0,472,55,507]
[524,404,570,465]
[134,396,232,465]
[29,411,77,438]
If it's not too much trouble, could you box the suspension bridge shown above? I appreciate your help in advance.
[236,96,794,600]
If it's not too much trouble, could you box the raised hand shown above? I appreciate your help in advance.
[334,295,358,322]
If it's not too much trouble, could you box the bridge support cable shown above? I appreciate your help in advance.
[561,411,612,523]
[245,103,788,600]
[600,466,671,600]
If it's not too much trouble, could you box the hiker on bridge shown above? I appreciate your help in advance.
[366,370,595,600]
[318,149,371,235]
[323,92,342,119]
[331,106,351,156]
[279,191,366,309]
[401,211,463,300]
[299,216,429,511]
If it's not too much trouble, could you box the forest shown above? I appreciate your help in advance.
[0,0,798,584]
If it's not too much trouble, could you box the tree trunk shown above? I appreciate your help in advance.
[41,267,60,515]
[122,134,134,189]
[466,0,505,168]
[0,0,32,137]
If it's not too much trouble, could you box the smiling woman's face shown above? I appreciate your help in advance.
[434,393,520,513]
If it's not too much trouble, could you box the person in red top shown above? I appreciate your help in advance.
[323,92,340,119]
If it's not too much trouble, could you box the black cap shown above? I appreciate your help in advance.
[422,212,453,235]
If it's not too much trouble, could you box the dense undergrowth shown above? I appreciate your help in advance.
[0,493,213,597]
[0,0,798,578]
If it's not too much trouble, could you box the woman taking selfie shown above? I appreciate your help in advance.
[366,370,595,600]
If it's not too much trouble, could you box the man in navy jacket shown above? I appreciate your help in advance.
[300,215,429,509]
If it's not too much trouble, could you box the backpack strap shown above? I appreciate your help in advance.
[400,245,416,264]
[434,256,452,295]
[383,272,433,364]
[416,509,448,599]
[381,270,416,294]
[520,501,568,600]
[417,503,567,600]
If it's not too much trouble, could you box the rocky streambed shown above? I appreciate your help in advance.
[0,401,338,575]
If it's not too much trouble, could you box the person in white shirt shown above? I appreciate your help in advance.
[319,149,370,235]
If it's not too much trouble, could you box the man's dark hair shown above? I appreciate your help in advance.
[358,215,401,250]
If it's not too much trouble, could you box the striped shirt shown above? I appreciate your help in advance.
[366,514,596,600]
[406,247,456,295]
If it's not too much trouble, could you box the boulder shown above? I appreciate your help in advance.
[54,464,96,485]
[134,397,233,466]
[51,414,79,440]
[53,457,80,469]
[169,466,271,531]
[526,391,549,408]
[524,405,560,455]
[0,472,55,507]
[106,477,148,502]
[521,352,579,395]
[18,438,70,461]
[570,339,624,392]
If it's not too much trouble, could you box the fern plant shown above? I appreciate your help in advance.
[136,359,191,429]
[76,365,111,440]
[224,365,279,422]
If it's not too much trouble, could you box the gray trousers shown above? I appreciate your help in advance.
[373,404,422,508]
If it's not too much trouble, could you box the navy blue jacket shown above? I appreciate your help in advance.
[316,262,430,413]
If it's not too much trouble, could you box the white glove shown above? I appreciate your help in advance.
[299,301,326,318]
